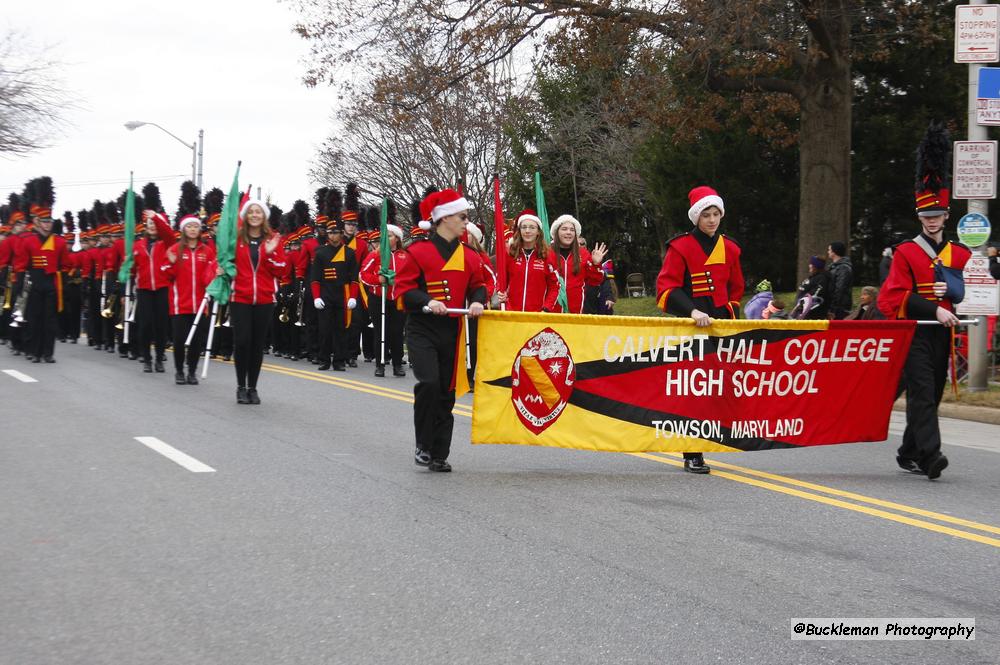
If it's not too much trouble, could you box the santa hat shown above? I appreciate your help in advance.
[687,186,725,224]
[422,188,470,224]
[240,199,270,221]
[914,121,951,216]
[551,214,581,238]
[516,209,541,228]
[178,214,202,231]
[386,224,404,242]
[465,221,483,245]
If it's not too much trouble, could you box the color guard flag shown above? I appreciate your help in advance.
[472,313,916,453]
[206,163,241,305]
[117,174,135,283]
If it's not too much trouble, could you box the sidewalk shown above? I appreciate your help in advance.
[893,398,1000,426]
[887,409,1000,453]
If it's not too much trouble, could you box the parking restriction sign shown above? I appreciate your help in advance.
[956,4,1000,62]
[953,140,997,199]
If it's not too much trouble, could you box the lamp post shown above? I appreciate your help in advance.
[124,121,204,191]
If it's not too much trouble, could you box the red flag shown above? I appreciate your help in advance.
[493,173,507,294]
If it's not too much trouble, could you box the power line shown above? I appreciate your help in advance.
[0,174,189,189]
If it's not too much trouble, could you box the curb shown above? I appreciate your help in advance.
[893,399,1000,426]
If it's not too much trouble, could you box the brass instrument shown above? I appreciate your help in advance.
[215,304,231,328]
[9,272,32,328]
[101,293,119,319]
[294,281,306,327]
[278,306,290,323]
[1,270,11,310]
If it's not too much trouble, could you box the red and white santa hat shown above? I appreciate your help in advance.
[239,198,270,222]
[386,224,404,241]
[178,214,201,231]
[516,209,541,228]
[419,188,470,230]
[687,186,724,224]
[464,221,483,245]
[551,214,581,238]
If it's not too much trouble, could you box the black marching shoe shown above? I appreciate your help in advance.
[374,363,385,377]
[428,459,452,472]
[175,371,187,385]
[926,454,949,481]
[317,362,331,371]
[12,349,22,356]
[332,362,346,371]
[364,357,373,363]
[186,372,199,385]
[154,360,165,373]
[347,357,358,368]
[143,360,153,373]
[896,455,923,475]
[31,356,41,363]
[683,455,711,474]
[106,345,115,353]
[414,448,431,467]
[70,338,78,344]
[237,387,249,404]
[393,365,406,377]
[43,356,55,363]
[246,388,261,405]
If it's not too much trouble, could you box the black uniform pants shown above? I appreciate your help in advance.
[86,279,103,346]
[231,302,274,388]
[369,292,405,367]
[408,317,459,460]
[102,276,121,351]
[317,303,347,363]
[896,326,950,468]
[347,298,367,359]
[302,296,319,359]
[136,288,169,362]
[171,314,209,374]
[25,274,58,359]
[60,282,82,340]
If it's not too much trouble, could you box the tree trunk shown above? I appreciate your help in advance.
[796,7,852,283]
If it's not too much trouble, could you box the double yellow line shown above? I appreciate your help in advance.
[254,359,1000,549]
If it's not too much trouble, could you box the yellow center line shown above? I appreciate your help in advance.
[630,453,1000,549]
[248,359,997,548]
[260,362,417,398]
[645,452,1000,537]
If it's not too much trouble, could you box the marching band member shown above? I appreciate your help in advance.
[162,213,216,385]
[547,214,606,314]
[132,183,182,373]
[342,183,370,367]
[229,199,287,404]
[311,215,358,371]
[462,221,496,387]
[0,195,28,353]
[13,177,73,363]
[102,206,127,356]
[360,220,408,377]
[656,185,745,474]
[877,123,971,481]
[496,210,559,312]
[293,199,321,363]
[395,188,487,472]
[59,211,83,343]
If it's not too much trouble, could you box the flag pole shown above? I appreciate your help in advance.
[186,294,210,346]
[380,289,386,366]
[201,300,219,378]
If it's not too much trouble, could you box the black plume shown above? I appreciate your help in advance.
[314,187,329,216]
[410,199,421,225]
[915,121,951,193]
[63,211,75,232]
[177,181,201,218]
[78,210,89,232]
[269,204,283,226]
[203,187,224,216]
[91,200,106,226]
[36,176,54,207]
[142,182,163,212]
[22,180,35,211]
[7,193,22,212]
[345,182,360,213]
[117,189,143,214]
[422,185,439,199]
[386,198,397,226]
[365,205,379,231]
[105,201,121,225]
[292,199,310,228]
[0,205,7,225]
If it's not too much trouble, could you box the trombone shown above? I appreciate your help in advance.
[294,281,306,327]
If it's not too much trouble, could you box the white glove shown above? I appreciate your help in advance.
[347,298,357,310]
[314,298,326,310]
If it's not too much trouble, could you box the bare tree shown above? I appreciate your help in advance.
[0,29,72,157]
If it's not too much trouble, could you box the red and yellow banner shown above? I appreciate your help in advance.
[471,312,916,453]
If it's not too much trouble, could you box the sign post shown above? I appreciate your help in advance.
[957,1,997,391]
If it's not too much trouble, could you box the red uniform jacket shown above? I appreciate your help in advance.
[75,248,94,280]
[14,232,72,276]
[877,237,972,320]
[132,214,177,290]
[231,235,288,305]
[656,231,745,318]
[161,242,218,315]
[296,235,320,283]
[360,249,410,306]
[396,235,486,313]
[0,233,25,270]
[103,240,125,275]
[501,248,559,312]
[548,246,604,314]
[346,234,369,264]
[282,246,300,286]
[477,250,497,300]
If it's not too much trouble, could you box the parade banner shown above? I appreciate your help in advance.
[471,312,917,453]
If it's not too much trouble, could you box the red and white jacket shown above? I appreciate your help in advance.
[231,234,288,305]
[359,249,410,305]
[547,246,604,314]
[160,242,217,315]
[500,247,559,312]
[132,213,177,290]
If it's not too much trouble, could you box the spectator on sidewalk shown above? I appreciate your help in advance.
[827,241,853,319]
[844,286,884,320]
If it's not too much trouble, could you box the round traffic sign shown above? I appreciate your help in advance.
[957,212,991,247]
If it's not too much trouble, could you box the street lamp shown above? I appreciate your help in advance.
[124,120,204,191]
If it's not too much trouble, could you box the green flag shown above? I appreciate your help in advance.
[206,163,242,305]
[117,174,135,283]
[378,197,395,285]
[534,171,568,311]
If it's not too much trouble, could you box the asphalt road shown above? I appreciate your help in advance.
[2,341,998,665]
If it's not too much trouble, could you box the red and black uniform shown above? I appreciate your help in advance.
[501,248,559,312]
[345,233,371,362]
[656,229,745,319]
[0,230,27,349]
[297,232,322,361]
[13,230,73,361]
[273,241,301,358]
[102,236,126,353]
[360,248,409,371]
[131,213,177,367]
[230,234,288,391]
[59,247,83,342]
[311,240,359,369]
[877,234,972,471]
[85,242,107,347]
[548,246,604,314]
[162,241,217,377]
[396,233,487,463]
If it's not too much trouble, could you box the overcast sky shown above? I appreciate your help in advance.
[1,0,341,220]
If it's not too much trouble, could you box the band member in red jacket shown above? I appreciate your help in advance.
[132,203,177,373]
[497,210,559,312]
[547,214,606,314]
[395,188,487,472]
[656,185,745,474]
[162,214,217,385]
[230,199,287,404]
[877,123,971,480]
[360,222,409,377]
[0,198,28,353]
[311,217,358,371]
